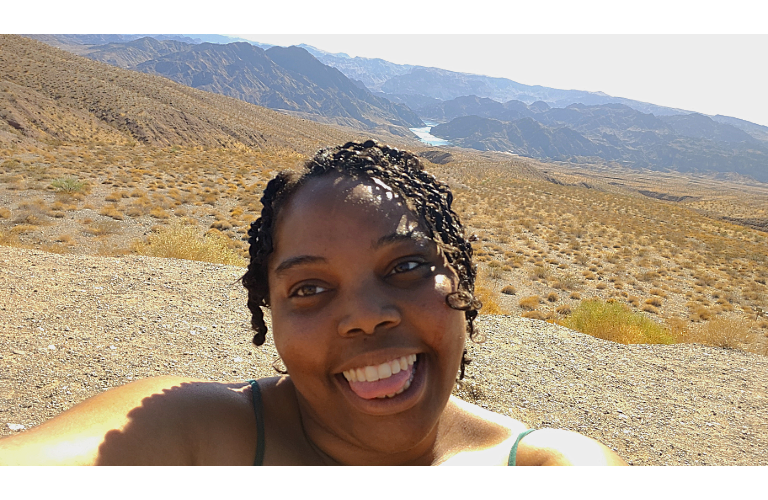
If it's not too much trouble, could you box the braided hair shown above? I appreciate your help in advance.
[241,140,481,378]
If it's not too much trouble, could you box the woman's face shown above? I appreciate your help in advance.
[267,174,467,457]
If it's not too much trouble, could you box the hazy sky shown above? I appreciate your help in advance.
[234,35,768,126]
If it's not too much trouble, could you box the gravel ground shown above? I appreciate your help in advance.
[1,246,766,465]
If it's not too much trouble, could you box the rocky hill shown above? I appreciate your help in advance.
[0,35,362,153]
[69,38,423,136]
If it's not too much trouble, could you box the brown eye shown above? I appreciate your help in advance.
[291,284,328,298]
[391,261,421,274]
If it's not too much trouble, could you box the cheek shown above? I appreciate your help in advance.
[434,274,454,295]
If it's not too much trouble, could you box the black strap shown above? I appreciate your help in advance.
[248,380,266,466]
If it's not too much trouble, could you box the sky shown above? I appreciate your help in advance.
[233,35,768,126]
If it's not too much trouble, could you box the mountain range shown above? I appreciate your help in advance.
[66,37,423,136]
[0,35,358,153]
[18,34,768,183]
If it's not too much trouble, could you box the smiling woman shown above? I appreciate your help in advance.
[0,141,626,466]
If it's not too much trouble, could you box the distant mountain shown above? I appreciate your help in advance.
[659,113,759,144]
[24,34,201,49]
[431,105,768,182]
[78,39,423,135]
[711,115,768,142]
[74,37,192,68]
[299,45,415,92]
[299,44,768,140]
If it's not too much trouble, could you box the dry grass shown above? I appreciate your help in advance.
[518,295,541,311]
[131,220,246,267]
[560,299,674,345]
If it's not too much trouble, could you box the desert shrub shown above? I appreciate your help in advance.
[501,285,516,295]
[570,292,581,300]
[50,177,87,193]
[522,310,546,321]
[131,220,246,266]
[688,317,754,350]
[99,205,124,220]
[556,304,571,315]
[637,270,660,282]
[560,299,674,344]
[546,292,558,303]
[0,208,10,219]
[487,265,505,280]
[149,207,170,219]
[83,220,121,237]
[641,304,659,314]
[552,273,579,290]
[530,265,550,280]
[688,304,713,322]
[518,295,541,311]
[645,297,663,307]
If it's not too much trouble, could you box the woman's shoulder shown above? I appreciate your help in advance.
[444,397,627,465]
[438,396,529,465]
[0,376,261,465]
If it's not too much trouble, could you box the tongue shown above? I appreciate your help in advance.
[348,365,413,400]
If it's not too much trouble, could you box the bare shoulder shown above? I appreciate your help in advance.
[448,395,529,436]
[444,397,627,466]
[438,396,529,465]
[0,376,259,465]
[515,428,628,466]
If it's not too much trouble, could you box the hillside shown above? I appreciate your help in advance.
[70,38,423,136]
[0,35,364,153]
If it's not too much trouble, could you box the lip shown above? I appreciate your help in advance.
[334,353,427,416]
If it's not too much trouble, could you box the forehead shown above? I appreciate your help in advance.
[272,175,425,254]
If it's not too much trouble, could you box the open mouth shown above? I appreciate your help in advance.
[341,354,418,400]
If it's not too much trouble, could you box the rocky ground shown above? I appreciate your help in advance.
[1,246,766,465]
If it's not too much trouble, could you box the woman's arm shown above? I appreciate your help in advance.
[0,376,257,465]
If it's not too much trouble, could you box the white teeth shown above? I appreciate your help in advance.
[377,362,392,380]
[399,357,408,370]
[364,366,379,382]
[343,354,417,383]
[390,359,401,375]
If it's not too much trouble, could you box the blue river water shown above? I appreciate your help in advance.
[409,121,451,146]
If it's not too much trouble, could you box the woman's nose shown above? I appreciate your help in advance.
[337,284,401,337]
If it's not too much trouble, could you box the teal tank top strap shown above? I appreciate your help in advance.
[248,380,266,466]
[508,428,537,466]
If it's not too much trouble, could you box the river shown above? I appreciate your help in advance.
[409,121,451,146]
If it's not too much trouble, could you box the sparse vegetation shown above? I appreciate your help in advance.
[131,220,246,267]
[50,177,87,193]
[560,299,674,345]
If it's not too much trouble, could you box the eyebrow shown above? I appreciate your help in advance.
[373,231,431,250]
[274,232,432,275]
[273,255,328,276]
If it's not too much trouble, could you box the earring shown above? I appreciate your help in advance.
[272,357,288,375]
